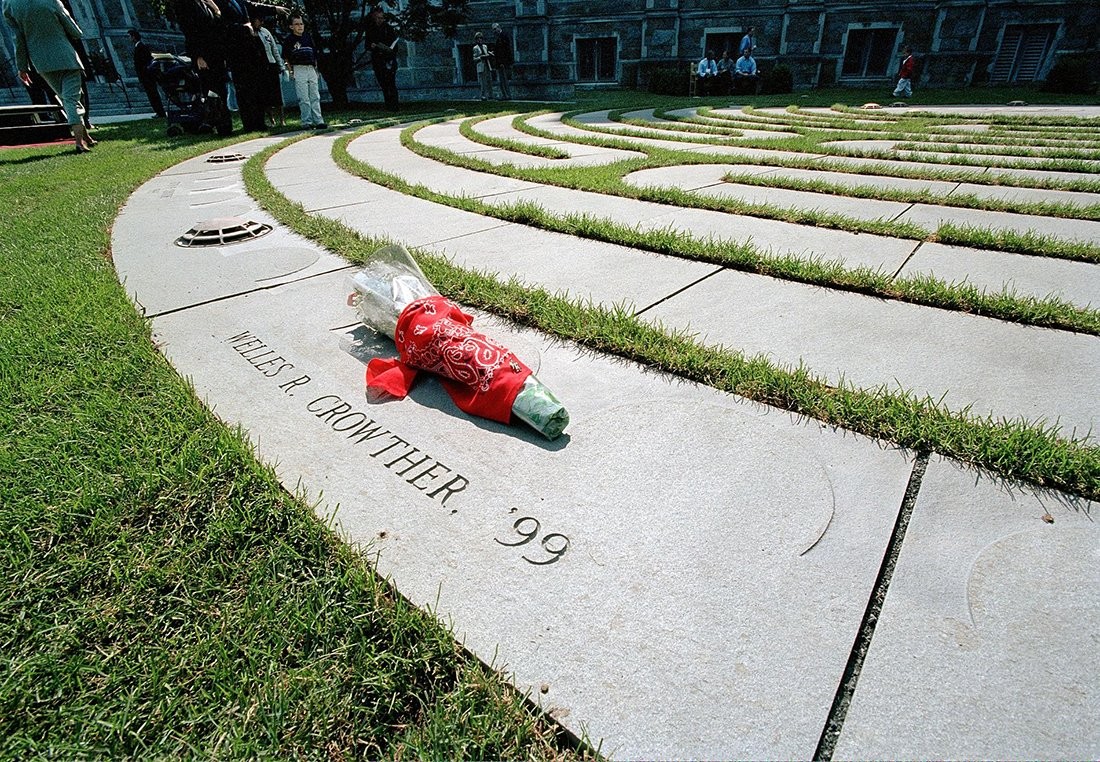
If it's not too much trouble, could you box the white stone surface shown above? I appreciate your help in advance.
[639,268,1100,441]
[898,202,1100,244]
[625,165,913,222]
[345,127,916,273]
[835,457,1100,759]
[415,119,645,168]
[474,114,644,161]
[149,267,913,760]
[112,139,348,316]
[110,108,1100,758]
[900,241,1100,308]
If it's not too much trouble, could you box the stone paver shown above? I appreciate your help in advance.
[835,457,1099,759]
[823,139,1100,171]
[639,266,1099,438]
[347,126,1099,422]
[356,124,917,273]
[109,106,1100,759]
[114,157,917,757]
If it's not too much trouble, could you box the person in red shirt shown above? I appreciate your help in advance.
[893,46,914,98]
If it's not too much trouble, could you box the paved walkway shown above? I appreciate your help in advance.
[112,104,1099,759]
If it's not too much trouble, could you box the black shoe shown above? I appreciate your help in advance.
[313,122,328,129]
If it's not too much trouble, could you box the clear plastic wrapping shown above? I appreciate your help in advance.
[347,245,569,439]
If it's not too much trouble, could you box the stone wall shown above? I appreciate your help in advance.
[1,0,1094,100]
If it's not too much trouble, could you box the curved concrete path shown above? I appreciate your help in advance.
[111,106,1100,760]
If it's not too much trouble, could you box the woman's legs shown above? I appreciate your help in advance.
[39,69,89,150]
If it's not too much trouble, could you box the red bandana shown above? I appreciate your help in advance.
[365,296,533,423]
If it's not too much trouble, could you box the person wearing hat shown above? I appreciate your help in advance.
[491,22,512,100]
[365,5,399,110]
[127,29,166,117]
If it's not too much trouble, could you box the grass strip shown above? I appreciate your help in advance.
[243,136,1100,501]
[0,116,588,760]
[335,124,1100,334]
[457,112,572,159]
[410,116,1100,263]
[717,170,1100,221]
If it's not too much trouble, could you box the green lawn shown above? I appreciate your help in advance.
[0,115,584,758]
[1,84,1096,757]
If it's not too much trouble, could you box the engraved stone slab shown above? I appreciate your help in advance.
[835,457,1099,759]
[113,142,347,316]
[147,266,914,759]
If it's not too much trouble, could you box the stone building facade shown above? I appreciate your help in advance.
[1,0,1095,102]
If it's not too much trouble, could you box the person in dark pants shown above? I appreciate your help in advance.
[128,29,166,117]
[223,8,267,132]
[172,0,233,134]
[491,22,512,100]
[365,5,398,110]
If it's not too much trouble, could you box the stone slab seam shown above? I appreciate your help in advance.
[632,266,726,317]
[944,180,965,200]
[889,201,919,224]
[145,263,356,319]
[814,451,930,761]
[891,241,925,280]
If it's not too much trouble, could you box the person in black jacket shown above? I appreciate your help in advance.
[364,5,398,110]
[172,0,232,133]
[127,29,166,117]
[491,22,512,100]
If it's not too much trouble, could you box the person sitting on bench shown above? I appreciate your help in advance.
[696,49,717,96]
[733,47,758,95]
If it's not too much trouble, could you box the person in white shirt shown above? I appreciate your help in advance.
[696,49,717,95]
[472,31,494,100]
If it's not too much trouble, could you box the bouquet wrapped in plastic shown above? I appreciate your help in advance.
[347,245,569,440]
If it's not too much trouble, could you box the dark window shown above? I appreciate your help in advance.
[842,28,898,78]
[577,37,617,82]
[457,43,477,83]
[991,24,1057,82]
[704,32,739,59]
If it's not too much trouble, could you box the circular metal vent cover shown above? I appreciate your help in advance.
[206,152,248,163]
[176,216,273,247]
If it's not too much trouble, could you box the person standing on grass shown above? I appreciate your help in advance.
[491,22,512,100]
[172,0,233,134]
[472,31,494,100]
[365,5,399,111]
[3,0,95,152]
[128,29,166,117]
[282,14,325,128]
[893,46,914,98]
[251,11,285,127]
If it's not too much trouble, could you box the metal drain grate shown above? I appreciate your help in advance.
[206,152,247,163]
[176,216,273,247]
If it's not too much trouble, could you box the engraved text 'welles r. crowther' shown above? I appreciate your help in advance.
[225,330,470,507]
